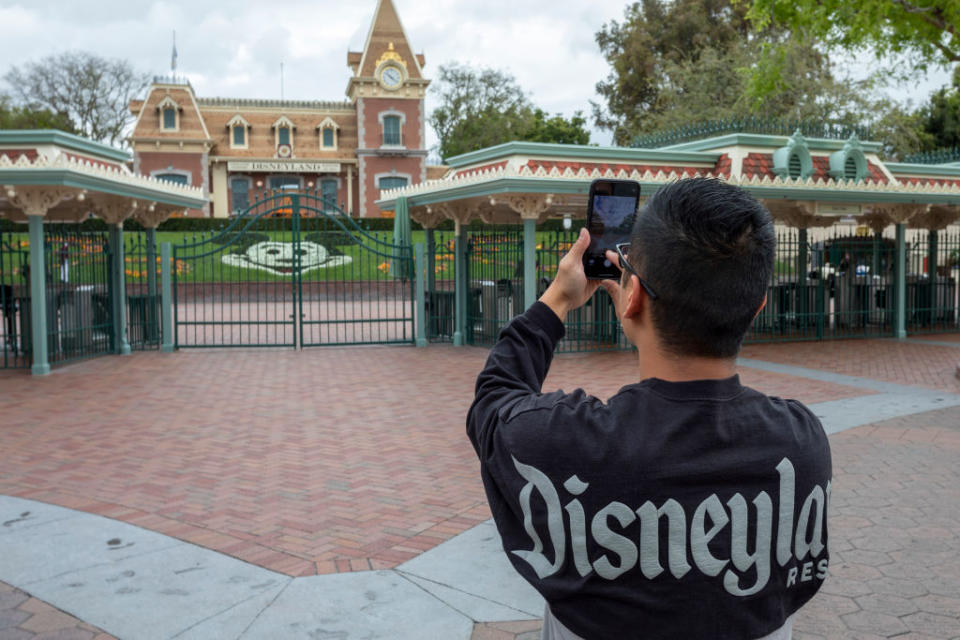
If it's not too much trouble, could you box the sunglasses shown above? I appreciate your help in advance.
[615,243,659,300]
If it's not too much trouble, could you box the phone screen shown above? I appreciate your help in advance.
[584,181,640,279]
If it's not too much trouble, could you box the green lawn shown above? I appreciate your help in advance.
[2,228,572,285]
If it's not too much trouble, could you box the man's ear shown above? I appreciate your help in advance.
[753,294,768,319]
[622,274,645,319]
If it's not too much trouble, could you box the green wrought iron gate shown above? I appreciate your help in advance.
[172,191,414,348]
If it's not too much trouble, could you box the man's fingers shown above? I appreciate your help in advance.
[565,227,591,260]
[599,278,623,319]
[604,250,621,272]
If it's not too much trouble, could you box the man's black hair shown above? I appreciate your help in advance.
[628,178,775,359]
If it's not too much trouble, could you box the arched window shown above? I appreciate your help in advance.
[378,176,408,190]
[383,116,401,146]
[155,173,188,185]
[157,95,180,131]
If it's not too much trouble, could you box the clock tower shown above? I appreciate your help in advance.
[347,0,429,217]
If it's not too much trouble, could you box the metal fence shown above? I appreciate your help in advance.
[425,230,456,343]
[124,231,162,350]
[1,228,29,369]
[464,229,525,346]
[904,228,959,334]
[537,230,631,352]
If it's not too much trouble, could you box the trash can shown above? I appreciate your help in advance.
[427,290,455,338]
[59,285,96,354]
[128,293,160,346]
[16,291,59,358]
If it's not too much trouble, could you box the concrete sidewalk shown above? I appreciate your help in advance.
[1,337,959,639]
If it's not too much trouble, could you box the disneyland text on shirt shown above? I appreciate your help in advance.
[510,456,829,596]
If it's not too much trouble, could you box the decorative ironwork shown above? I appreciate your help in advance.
[901,147,960,165]
[171,190,415,349]
[630,118,872,149]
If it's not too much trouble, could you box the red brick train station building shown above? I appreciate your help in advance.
[128,0,433,218]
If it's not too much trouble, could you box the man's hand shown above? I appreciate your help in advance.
[599,249,625,321]
[539,228,601,322]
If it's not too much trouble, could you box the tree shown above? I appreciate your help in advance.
[593,0,883,145]
[744,0,960,78]
[0,94,78,133]
[524,109,591,145]
[429,63,591,160]
[4,51,149,147]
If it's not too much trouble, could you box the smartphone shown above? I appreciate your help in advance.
[582,179,641,280]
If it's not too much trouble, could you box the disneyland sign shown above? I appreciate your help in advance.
[227,161,341,174]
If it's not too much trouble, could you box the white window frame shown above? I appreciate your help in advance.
[272,115,296,152]
[378,110,406,149]
[317,117,340,151]
[227,114,251,150]
[150,167,192,185]
[374,171,412,193]
[157,95,181,132]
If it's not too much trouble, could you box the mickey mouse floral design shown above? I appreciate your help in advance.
[222,241,351,276]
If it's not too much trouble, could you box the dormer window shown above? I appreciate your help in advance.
[773,130,813,181]
[272,116,296,154]
[157,95,181,132]
[317,117,339,150]
[227,114,251,150]
[829,135,868,182]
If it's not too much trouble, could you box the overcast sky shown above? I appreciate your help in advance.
[1,0,954,154]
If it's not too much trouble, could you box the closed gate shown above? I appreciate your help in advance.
[172,191,414,348]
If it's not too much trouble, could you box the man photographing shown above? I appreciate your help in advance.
[466,178,831,639]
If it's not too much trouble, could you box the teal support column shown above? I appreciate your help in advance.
[161,242,174,353]
[894,223,907,339]
[415,243,427,347]
[109,223,131,355]
[523,217,537,310]
[453,220,466,346]
[28,215,50,376]
[146,227,158,342]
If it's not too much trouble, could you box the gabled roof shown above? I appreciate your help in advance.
[272,115,296,130]
[352,0,424,80]
[226,114,251,129]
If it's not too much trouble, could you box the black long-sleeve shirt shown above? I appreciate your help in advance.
[466,301,832,640]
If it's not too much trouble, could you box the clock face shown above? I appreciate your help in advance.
[381,66,402,88]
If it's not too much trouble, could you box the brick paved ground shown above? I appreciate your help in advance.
[0,581,115,640]
[1,336,959,638]
[0,344,875,578]
[740,337,960,392]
